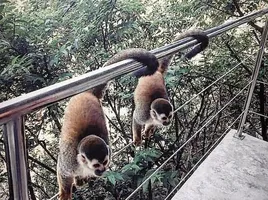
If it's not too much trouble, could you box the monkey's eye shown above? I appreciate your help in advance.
[81,155,86,163]
[93,163,100,168]
[168,115,172,119]
[162,116,167,120]
[103,160,108,165]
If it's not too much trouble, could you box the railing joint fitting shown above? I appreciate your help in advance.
[233,133,246,140]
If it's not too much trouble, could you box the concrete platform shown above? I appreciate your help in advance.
[172,129,268,200]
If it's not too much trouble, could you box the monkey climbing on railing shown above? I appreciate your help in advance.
[132,30,209,146]
[56,48,159,200]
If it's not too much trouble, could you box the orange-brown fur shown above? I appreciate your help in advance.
[57,48,159,199]
[58,92,108,200]
[60,92,108,144]
[132,30,209,145]
[132,71,169,145]
[134,71,167,104]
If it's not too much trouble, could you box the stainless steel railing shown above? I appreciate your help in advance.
[127,19,268,200]
[0,7,268,200]
[1,8,268,125]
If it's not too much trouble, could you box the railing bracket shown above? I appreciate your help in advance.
[233,132,246,140]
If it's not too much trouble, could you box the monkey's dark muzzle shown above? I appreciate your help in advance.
[163,121,170,126]
[95,169,106,176]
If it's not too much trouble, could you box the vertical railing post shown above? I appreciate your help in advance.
[3,125,14,199]
[3,116,29,200]
[236,19,268,138]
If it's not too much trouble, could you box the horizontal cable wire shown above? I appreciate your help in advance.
[1,8,267,200]
[164,111,245,200]
[249,110,268,119]
[125,81,251,200]
[44,46,257,200]
[115,55,254,159]
[28,28,260,200]
[113,56,251,159]
[257,80,268,86]
[236,19,268,137]
[35,48,256,200]
[112,142,133,158]
[174,56,251,114]
[47,193,58,200]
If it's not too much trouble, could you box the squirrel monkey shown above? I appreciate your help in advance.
[57,48,159,200]
[132,30,209,145]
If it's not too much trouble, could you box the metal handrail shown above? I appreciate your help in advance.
[126,18,268,200]
[249,110,268,119]
[1,7,268,200]
[1,8,268,125]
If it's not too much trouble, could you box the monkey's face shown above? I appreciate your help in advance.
[150,110,173,126]
[77,135,111,177]
[150,99,174,126]
[78,154,110,177]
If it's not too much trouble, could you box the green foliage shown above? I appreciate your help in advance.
[104,148,164,194]
[142,169,163,192]
[0,0,267,199]
[104,171,124,185]
[134,148,161,163]
[121,162,141,175]
[162,170,179,188]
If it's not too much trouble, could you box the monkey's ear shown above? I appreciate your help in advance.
[78,153,87,163]
[150,109,157,118]
[107,145,112,158]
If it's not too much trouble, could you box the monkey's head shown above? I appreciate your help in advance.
[77,135,110,177]
[150,98,174,126]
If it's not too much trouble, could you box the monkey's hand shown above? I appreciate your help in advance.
[143,125,155,138]
[74,176,89,186]
[133,136,142,146]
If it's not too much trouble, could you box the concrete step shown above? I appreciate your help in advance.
[172,129,268,200]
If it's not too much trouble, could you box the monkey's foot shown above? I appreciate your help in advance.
[74,177,88,186]
[133,137,142,146]
[59,192,72,200]
[143,127,155,138]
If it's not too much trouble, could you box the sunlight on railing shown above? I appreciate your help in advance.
[0,7,268,200]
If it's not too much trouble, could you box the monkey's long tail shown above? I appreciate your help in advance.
[158,30,209,74]
[91,48,159,98]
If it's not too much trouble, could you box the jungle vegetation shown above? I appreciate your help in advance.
[0,0,267,199]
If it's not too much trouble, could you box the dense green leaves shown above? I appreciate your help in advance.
[104,171,124,185]
[0,0,267,199]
